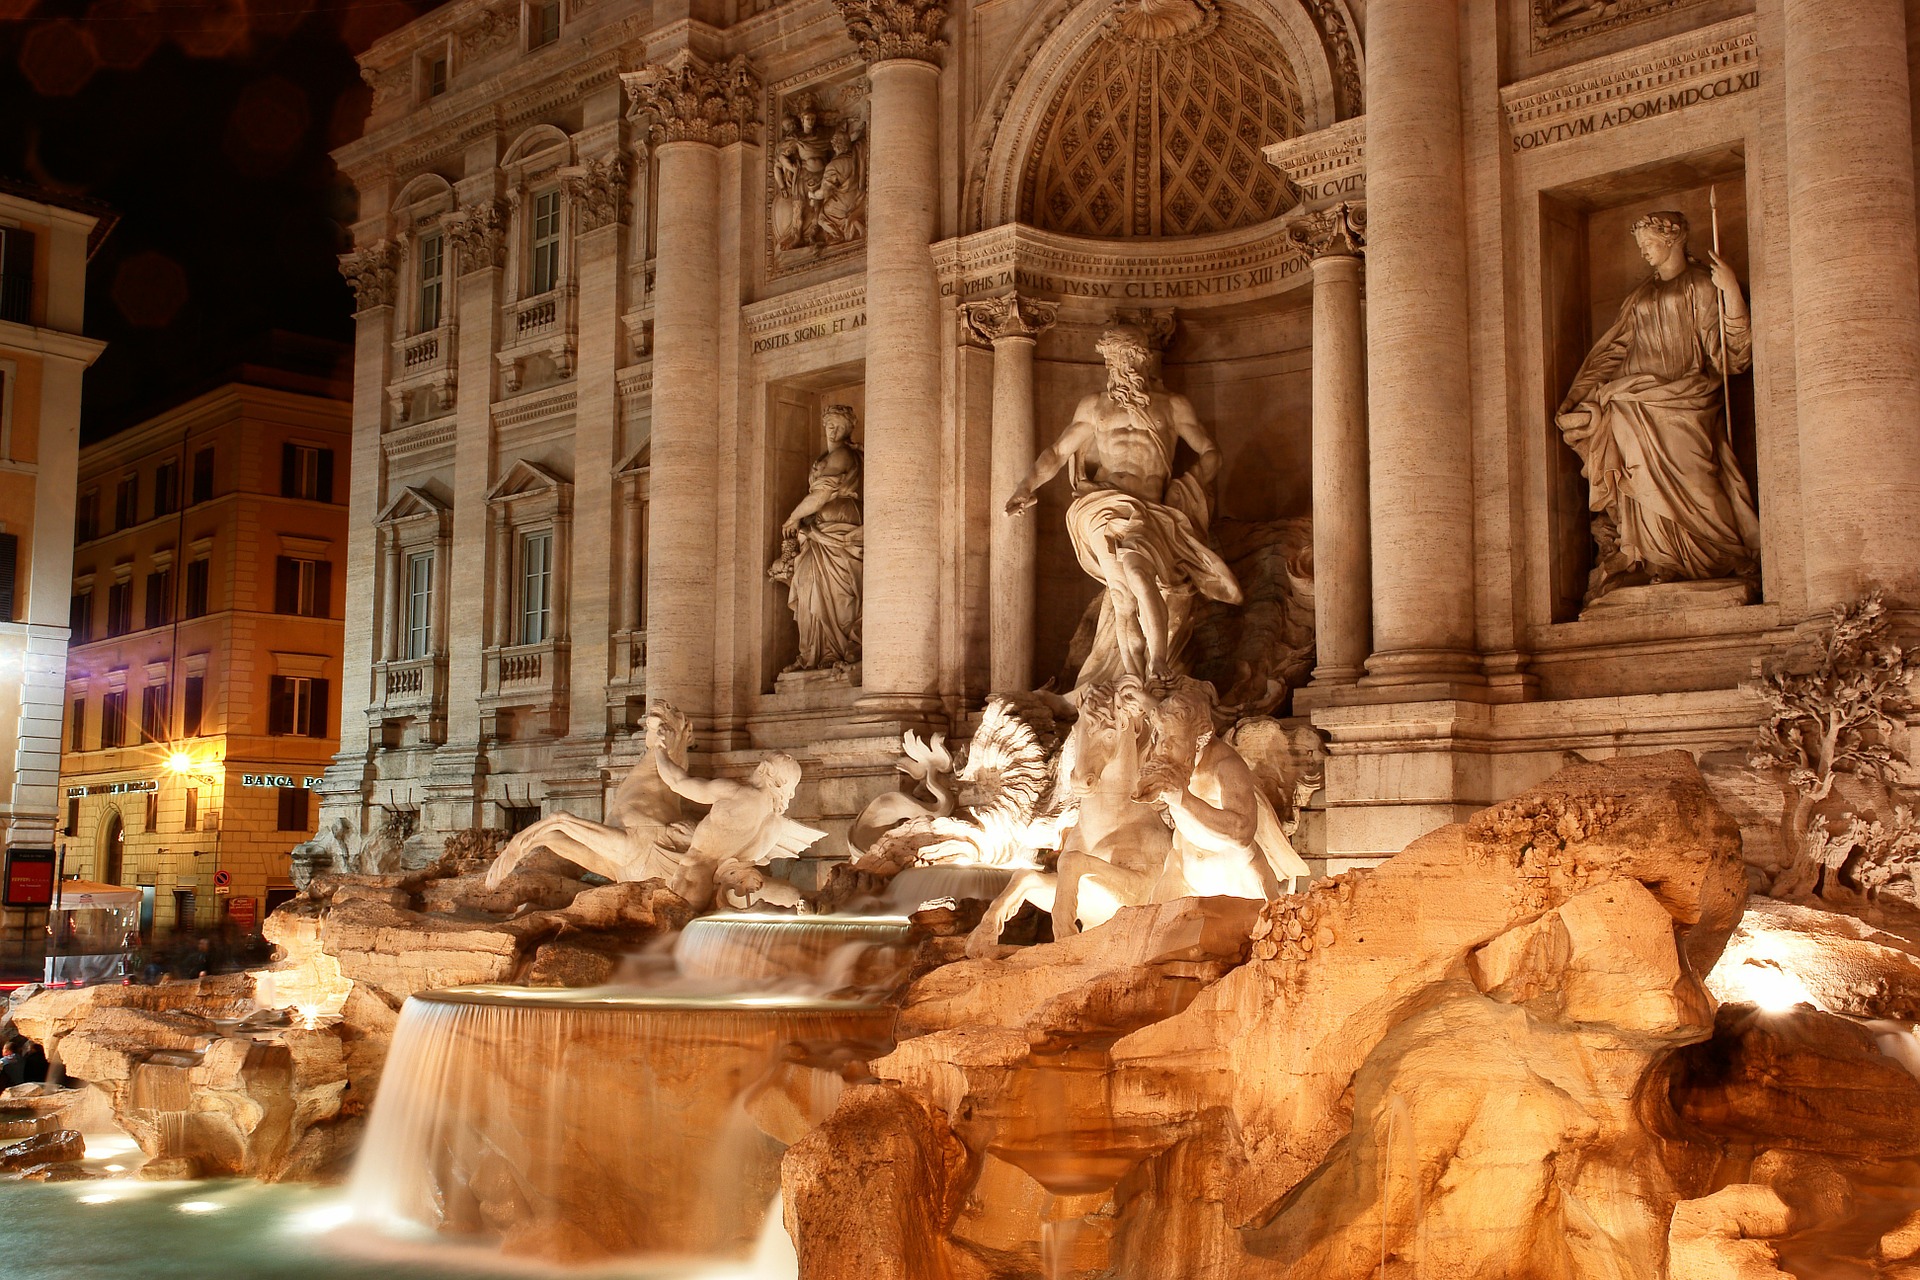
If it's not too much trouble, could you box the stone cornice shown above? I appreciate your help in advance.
[833,0,949,67]
[1264,115,1364,212]
[1501,13,1758,154]
[933,219,1311,309]
[492,387,577,431]
[623,52,763,147]
[744,277,867,336]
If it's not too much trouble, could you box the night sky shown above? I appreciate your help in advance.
[1,0,447,440]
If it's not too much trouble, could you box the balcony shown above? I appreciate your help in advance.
[374,655,446,744]
[481,638,568,738]
[498,283,577,394]
[386,322,457,427]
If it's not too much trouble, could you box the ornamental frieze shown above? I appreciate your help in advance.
[443,199,508,271]
[1502,14,1757,155]
[1530,0,1718,53]
[563,156,632,233]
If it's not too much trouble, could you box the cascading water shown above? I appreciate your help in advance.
[347,912,910,1265]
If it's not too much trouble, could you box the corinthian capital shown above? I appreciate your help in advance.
[1289,201,1366,259]
[834,0,950,66]
[563,156,632,233]
[443,199,507,272]
[338,240,400,312]
[622,53,762,147]
[962,294,1058,346]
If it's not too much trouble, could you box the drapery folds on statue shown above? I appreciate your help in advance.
[1558,210,1760,607]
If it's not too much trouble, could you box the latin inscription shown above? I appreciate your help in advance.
[1511,68,1759,154]
[751,310,866,356]
[940,256,1306,303]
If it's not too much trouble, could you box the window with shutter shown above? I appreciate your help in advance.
[184,559,209,617]
[184,788,198,832]
[0,531,16,622]
[100,691,126,747]
[0,227,34,323]
[68,697,85,752]
[106,581,132,636]
[191,448,214,503]
[144,568,172,630]
[69,591,91,642]
[183,675,204,737]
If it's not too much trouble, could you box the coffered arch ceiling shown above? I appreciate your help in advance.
[970,0,1360,236]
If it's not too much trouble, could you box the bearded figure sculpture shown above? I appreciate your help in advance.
[1006,325,1242,686]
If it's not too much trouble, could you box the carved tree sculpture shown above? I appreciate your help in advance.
[1750,593,1918,899]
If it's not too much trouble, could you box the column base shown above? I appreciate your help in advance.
[851,692,950,734]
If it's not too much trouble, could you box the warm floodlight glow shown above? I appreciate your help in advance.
[166,750,195,775]
[1729,958,1818,1013]
[284,1201,355,1235]
[103,1163,125,1173]
[176,1200,222,1214]
[77,1194,117,1205]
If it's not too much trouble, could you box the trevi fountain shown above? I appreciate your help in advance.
[11,0,1920,1277]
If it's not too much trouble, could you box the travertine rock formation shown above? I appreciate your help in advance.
[787,751,1750,1279]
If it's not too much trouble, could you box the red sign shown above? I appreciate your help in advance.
[227,896,257,930]
[212,869,231,888]
[4,850,55,907]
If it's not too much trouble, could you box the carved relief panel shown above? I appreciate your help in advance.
[766,71,869,277]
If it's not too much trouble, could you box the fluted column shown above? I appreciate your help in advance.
[1295,204,1370,684]
[1784,0,1920,607]
[837,0,949,713]
[1362,0,1478,683]
[623,55,760,720]
[962,293,1057,693]
[490,519,513,648]
[621,487,645,633]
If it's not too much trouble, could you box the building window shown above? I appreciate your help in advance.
[184,787,198,832]
[182,674,204,737]
[106,580,133,636]
[277,786,311,832]
[424,54,448,99]
[100,690,127,748]
[528,0,560,48]
[173,889,196,930]
[282,443,335,503]
[114,475,139,530]
[268,674,329,738]
[519,530,552,644]
[153,460,179,519]
[274,555,330,618]
[140,684,169,745]
[0,531,14,622]
[69,590,92,643]
[184,558,209,617]
[0,226,34,325]
[76,488,98,541]
[406,550,434,659]
[68,697,85,752]
[65,796,79,836]
[191,448,214,503]
[144,567,173,630]
[528,188,561,296]
[417,233,444,331]
[144,790,159,834]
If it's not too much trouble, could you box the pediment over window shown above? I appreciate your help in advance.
[376,485,451,528]
[615,441,650,477]
[488,458,572,506]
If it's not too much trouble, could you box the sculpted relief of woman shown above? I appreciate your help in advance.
[769,404,864,673]
[1556,210,1761,608]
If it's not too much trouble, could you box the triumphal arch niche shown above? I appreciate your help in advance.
[939,0,1353,710]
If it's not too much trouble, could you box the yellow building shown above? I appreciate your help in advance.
[0,181,110,973]
[59,361,349,938]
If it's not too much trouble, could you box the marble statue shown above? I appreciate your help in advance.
[1006,326,1242,687]
[966,676,1303,956]
[483,704,824,911]
[773,91,868,256]
[290,817,354,888]
[1556,210,1760,606]
[769,403,864,672]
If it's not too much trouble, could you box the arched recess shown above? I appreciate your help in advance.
[501,123,573,171]
[392,172,457,218]
[967,0,1361,234]
[99,808,125,885]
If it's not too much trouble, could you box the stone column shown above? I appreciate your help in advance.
[623,55,759,721]
[1362,0,1478,682]
[491,520,513,647]
[382,534,402,662]
[962,294,1057,693]
[837,0,949,714]
[1294,205,1370,685]
[1784,0,1920,607]
[621,487,645,633]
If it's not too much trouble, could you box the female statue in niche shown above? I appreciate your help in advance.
[769,404,864,673]
[1556,209,1760,607]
